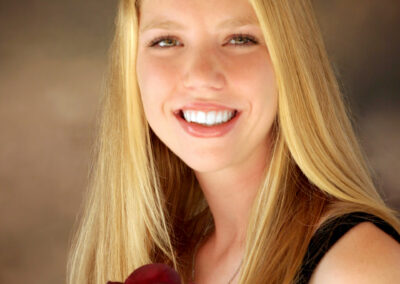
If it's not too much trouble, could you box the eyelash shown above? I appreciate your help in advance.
[147,33,259,48]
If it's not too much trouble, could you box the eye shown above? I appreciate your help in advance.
[148,34,182,48]
[147,33,259,49]
[227,33,259,47]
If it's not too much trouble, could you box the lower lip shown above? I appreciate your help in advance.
[174,111,241,138]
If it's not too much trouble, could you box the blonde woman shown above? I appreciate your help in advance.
[67,0,400,283]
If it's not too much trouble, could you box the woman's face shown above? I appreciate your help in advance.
[136,0,278,173]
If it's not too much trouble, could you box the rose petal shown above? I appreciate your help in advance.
[125,263,181,284]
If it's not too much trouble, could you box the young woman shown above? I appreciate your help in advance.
[67,0,400,283]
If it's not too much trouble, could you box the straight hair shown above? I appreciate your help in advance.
[67,0,400,283]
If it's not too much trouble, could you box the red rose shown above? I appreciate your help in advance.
[107,263,183,284]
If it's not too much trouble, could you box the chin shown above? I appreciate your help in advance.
[178,151,234,173]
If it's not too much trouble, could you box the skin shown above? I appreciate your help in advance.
[135,0,400,283]
[310,222,400,283]
[136,0,276,282]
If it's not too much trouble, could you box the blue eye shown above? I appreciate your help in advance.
[148,33,258,48]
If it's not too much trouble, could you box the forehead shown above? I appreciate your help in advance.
[138,0,259,31]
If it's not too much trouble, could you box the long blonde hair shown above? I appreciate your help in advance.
[67,0,400,283]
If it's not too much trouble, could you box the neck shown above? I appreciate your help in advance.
[194,139,271,253]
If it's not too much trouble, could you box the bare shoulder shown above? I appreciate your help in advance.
[309,221,400,284]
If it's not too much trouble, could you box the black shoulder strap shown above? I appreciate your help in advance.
[296,211,400,283]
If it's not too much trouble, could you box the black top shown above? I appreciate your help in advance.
[296,211,400,283]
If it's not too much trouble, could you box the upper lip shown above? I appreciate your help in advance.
[174,102,239,114]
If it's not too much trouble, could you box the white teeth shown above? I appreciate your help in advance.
[190,111,196,122]
[181,109,236,125]
[215,111,223,124]
[183,111,190,122]
[223,111,228,121]
[206,111,216,125]
[196,111,206,124]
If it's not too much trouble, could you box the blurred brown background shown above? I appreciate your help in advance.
[0,1,399,283]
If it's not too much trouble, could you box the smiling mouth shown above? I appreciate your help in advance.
[178,109,238,126]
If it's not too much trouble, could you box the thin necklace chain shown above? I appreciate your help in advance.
[191,224,244,284]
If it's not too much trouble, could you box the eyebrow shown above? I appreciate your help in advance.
[140,16,259,32]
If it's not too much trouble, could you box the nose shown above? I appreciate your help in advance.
[182,45,225,91]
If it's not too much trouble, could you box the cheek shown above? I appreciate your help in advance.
[228,51,277,107]
[138,56,179,89]
[230,52,278,140]
[136,55,179,120]
[251,60,278,128]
